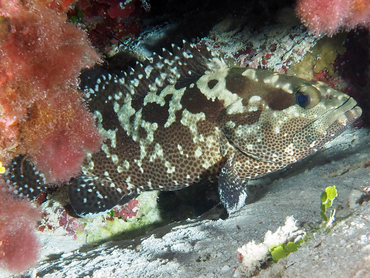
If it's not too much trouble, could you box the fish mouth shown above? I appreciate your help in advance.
[320,97,362,140]
[341,105,362,125]
[329,97,362,127]
[293,97,362,149]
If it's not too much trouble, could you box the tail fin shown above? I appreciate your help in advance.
[68,175,136,217]
[4,155,49,199]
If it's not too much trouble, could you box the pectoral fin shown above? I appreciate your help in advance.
[218,154,248,214]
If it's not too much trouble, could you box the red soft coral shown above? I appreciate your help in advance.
[0,181,40,274]
[0,0,102,183]
[296,0,370,35]
[23,89,102,183]
[0,0,99,92]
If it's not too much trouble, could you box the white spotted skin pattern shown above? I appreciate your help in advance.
[68,44,362,216]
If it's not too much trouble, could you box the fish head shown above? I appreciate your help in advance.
[219,69,362,165]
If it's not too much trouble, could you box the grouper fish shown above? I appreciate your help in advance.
[6,42,362,216]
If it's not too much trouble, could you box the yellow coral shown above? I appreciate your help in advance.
[0,162,5,174]
[287,33,347,80]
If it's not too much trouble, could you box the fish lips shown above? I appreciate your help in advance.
[292,97,362,151]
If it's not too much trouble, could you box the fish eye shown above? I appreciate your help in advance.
[295,85,321,109]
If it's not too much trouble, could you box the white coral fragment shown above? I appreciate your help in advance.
[234,216,299,277]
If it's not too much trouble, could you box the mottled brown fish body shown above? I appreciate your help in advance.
[66,44,362,215]
[5,43,361,215]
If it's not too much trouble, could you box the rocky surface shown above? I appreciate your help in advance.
[16,128,370,278]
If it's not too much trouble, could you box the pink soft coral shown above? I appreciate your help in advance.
[24,89,102,183]
[0,0,102,183]
[296,0,370,35]
[0,181,40,274]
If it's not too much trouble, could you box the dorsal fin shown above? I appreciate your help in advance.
[80,41,224,103]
